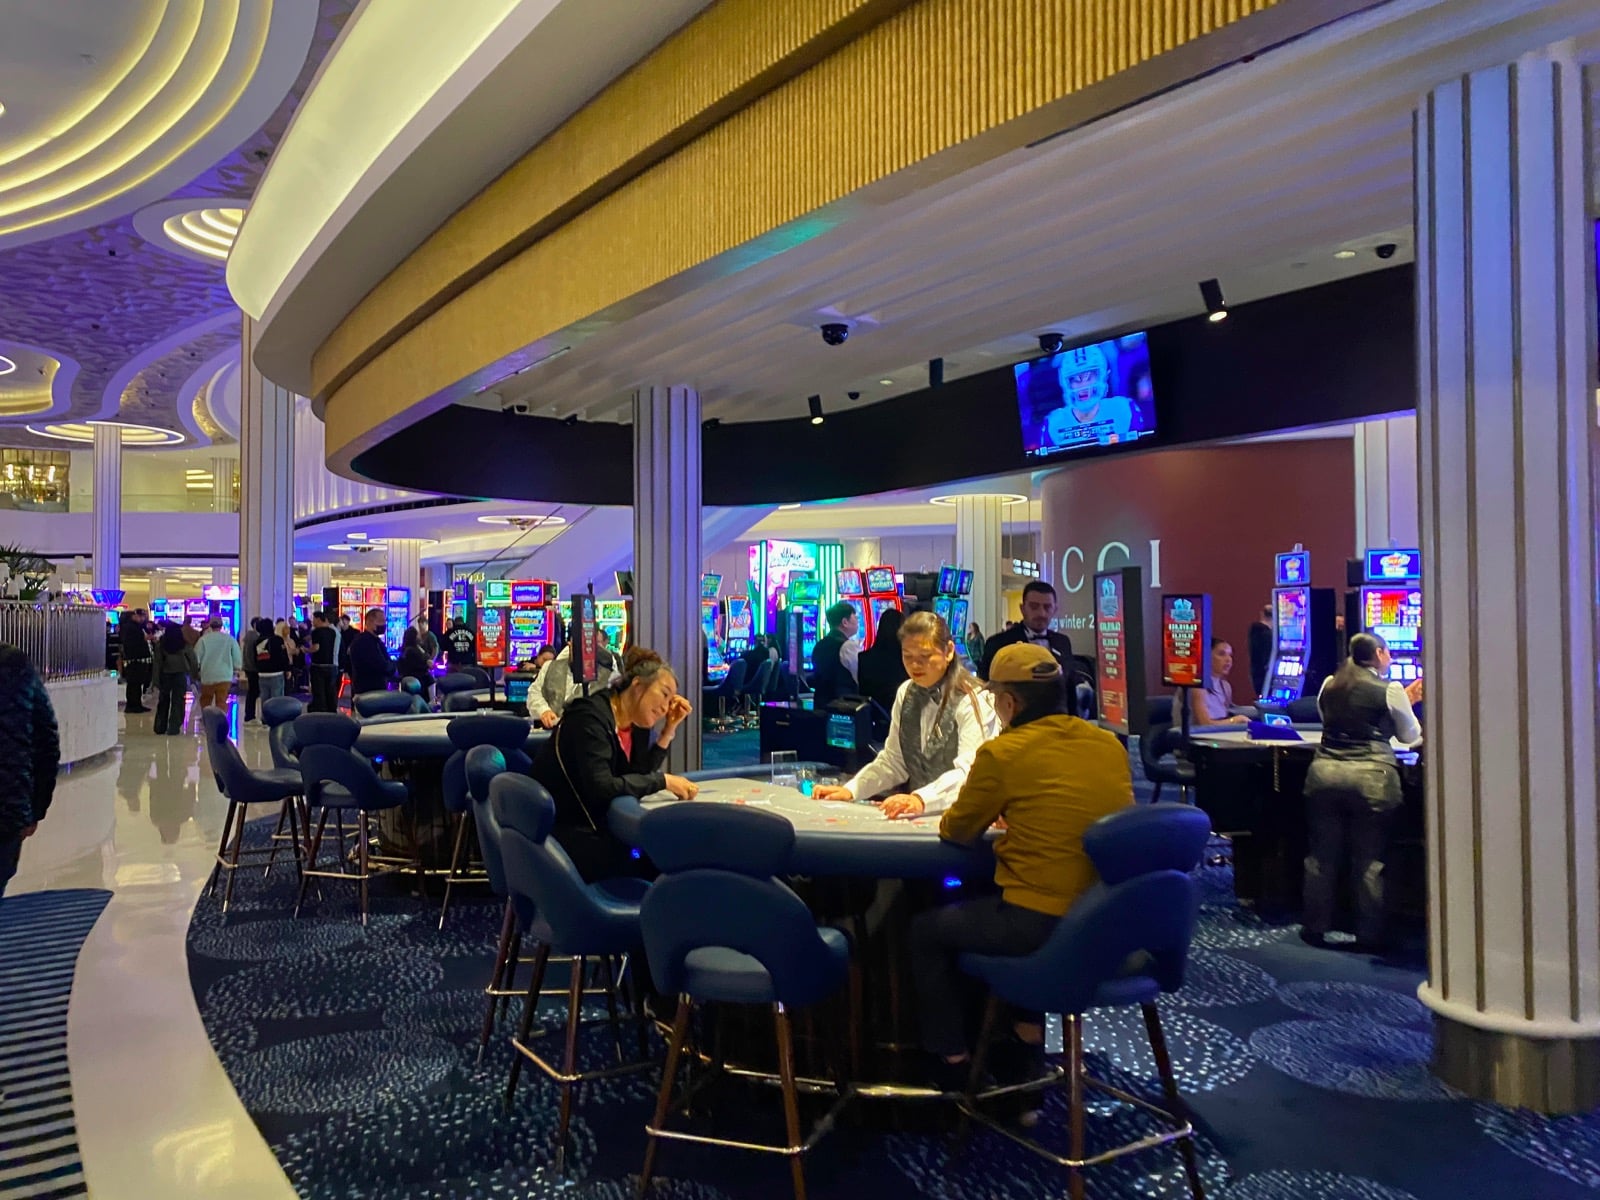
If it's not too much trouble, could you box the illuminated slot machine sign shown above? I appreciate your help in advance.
[596,601,629,653]
[1266,586,1311,705]
[184,598,210,629]
[865,565,901,634]
[338,586,365,618]
[384,587,411,655]
[1161,593,1210,689]
[507,608,548,665]
[834,569,869,645]
[477,606,508,667]
[1361,548,1423,683]
[1095,568,1147,735]
[724,594,754,652]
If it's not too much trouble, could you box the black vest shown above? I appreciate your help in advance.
[810,631,852,707]
[1319,672,1396,756]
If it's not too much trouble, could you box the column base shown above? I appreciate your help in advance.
[1431,1011,1600,1113]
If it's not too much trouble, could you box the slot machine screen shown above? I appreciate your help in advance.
[956,570,974,596]
[510,580,545,606]
[477,608,507,667]
[484,580,513,606]
[507,608,546,663]
[700,574,723,600]
[836,569,865,597]
[950,598,970,638]
[1275,588,1309,654]
[869,596,899,628]
[865,567,895,594]
[1362,586,1423,680]
[932,596,953,626]
[937,566,959,595]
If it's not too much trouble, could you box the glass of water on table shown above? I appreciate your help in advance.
[770,750,797,790]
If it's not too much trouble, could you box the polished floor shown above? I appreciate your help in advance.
[6,699,300,1200]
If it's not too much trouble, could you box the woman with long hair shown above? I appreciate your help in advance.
[855,606,910,717]
[1300,631,1423,950]
[398,626,434,702]
[151,622,198,736]
[814,610,998,818]
[529,646,698,881]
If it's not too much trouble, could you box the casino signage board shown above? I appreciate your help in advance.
[1275,550,1311,587]
[1160,592,1211,688]
[1364,548,1421,582]
[571,592,599,684]
[1094,567,1147,735]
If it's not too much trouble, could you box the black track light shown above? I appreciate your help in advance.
[1200,278,1228,322]
[928,358,944,387]
[808,395,824,426]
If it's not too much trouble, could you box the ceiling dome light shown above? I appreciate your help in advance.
[475,514,567,528]
[928,493,1027,507]
[26,420,184,445]
[0,354,15,376]
[134,200,250,264]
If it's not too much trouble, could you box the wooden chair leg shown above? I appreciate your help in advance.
[204,800,236,897]
[556,955,587,1176]
[1068,1014,1085,1200]
[478,901,516,1064]
[357,815,370,925]
[500,929,523,1020]
[221,801,249,912]
[1143,1002,1205,1200]
[505,942,551,1107]
[639,998,693,1198]
[967,994,1002,1096]
[295,808,329,918]
[264,799,291,876]
[600,956,627,1066]
[439,812,471,929]
[774,1004,808,1200]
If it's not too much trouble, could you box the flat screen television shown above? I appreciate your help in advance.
[1014,330,1155,461]
[937,566,960,595]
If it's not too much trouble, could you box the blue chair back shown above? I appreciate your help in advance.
[1146,696,1174,727]
[493,774,641,955]
[743,659,775,700]
[442,715,533,816]
[211,727,300,804]
[400,676,423,696]
[638,804,839,1008]
[201,706,230,791]
[962,805,1210,1015]
[1286,696,1321,725]
[707,659,748,706]
[293,712,361,750]
[436,672,479,697]
[353,690,417,718]
[299,743,389,810]
[464,745,513,895]
[263,696,305,771]
[443,691,479,713]
[459,666,492,688]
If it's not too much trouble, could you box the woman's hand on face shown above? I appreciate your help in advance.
[663,773,699,801]
[881,793,926,820]
[811,785,852,802]
[664,695,693,727]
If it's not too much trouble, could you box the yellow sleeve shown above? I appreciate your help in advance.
[939,742,1008,844]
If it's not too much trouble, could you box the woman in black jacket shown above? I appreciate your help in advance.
[152,623,199,735]
[0,645,60,899]
[529,646,698,881]
[398,626,433,702]
[855,607,909,722]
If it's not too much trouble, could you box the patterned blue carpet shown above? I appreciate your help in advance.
[0,889,111,1200]
[182,733,1600,1199]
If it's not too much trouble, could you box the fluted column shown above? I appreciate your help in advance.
[91,423,121,591]
[303,562,334,605]
[1352,415,1419,551]
[1414,41,1600,1111]
[238,315,295,629]
[147,569,167,601]
[954,494,1006,647]
[212,457,237,514]
[633,385,702,772]
[211,566,233,588]
[384,539,423,613]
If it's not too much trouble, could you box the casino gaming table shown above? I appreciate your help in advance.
[355,712,549,758]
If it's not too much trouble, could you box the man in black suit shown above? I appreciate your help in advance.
[978,580,1074,681]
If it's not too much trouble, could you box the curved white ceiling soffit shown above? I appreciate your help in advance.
[95,309,239,429]
[229,0,716,391]
[132,195,249,264]
[175,348,239,445]
[0,340,81,422]
[0,0,316,251]
[206,358,242,441]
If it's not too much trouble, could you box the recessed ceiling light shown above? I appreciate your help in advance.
[25,420,184,445]
[878,378,893,386]
[1333,249,1357,260]
[347,532,367,540]
[327,543,353,551]
[778,503,802,510]
[475,514,567,527]
[929,493,1027,507]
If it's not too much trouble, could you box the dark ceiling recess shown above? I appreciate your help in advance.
[351,266,1417,507]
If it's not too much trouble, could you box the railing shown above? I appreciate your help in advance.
[0,602,110,681]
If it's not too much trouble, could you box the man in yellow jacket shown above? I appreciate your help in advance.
[910,642,1134,1086]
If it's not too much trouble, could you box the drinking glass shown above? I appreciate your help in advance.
[796,766,815,797]
[771,750,798,790]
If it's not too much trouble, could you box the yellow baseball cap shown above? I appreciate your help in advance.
[987,643,1062,684]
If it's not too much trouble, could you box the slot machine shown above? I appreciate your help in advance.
[932,565,959,630]
[1261,549,1338,712]
[950,568,974,647]
[1357,548,1423,684]
[183,598,210,630]
[835,568,869,646]
[787,577,824,670]
[506,579,550,666]
[864,565,901,643]
[477,605,507,669]
[700,573,729,681]
[596,600,630,654]
[723,594,753,654]
[203,584,241,637]
[384,587,411,654]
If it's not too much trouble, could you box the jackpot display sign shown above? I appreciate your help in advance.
[1094,572,1128,731]
[477,607,507,667]
[571,594,598,684]
[1161,592,1210,688]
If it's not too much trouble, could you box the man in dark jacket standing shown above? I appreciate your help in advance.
[119,608,152,713]
[977,581,1074,681]
[0,645,61,900]
[809,602,861,707]
[349,608,394,695]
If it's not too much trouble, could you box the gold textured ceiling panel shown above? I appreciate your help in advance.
[322,0,1282,459]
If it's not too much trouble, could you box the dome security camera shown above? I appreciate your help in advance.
[1038,332,1064,355]
[1375,243,1398,260]
[820,323,850,346]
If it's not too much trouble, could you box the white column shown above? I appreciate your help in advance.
[1352,415,1420,551]
[954,495,1006,645]
[1415,41,1600,1112]
[633,385,702,772]
[385,539,423,607]
[212,457,236,514]
[238,315,296,628]
[91,424,121,591]
[147,569,167,601]
[211,565,233,588]
[303,562,334,603]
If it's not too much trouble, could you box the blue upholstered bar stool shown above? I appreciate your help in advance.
[262,696,308,866]
[493,774,653,1174]
[295,742,411,923]
[636,803,853,1200]
[958,804,1211,1200]
[438,713,533,927]
[200,706,306,912]
[352,690,419,718]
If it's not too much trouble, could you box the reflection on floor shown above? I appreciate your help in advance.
[182,764,1597,1198]
[6,699,298,1200]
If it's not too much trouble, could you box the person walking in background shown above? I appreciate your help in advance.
[194,616,241,712]
[0,645,60,901]
[349,608,394,695]
[253,618,291,702]
[119,608,152,713]
[240,616,263,722]
[308,610,341,712]
[151,622,198,736]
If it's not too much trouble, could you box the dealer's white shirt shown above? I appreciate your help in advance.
[842,680,999,813]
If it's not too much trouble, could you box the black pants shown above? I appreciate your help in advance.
[243,672,260,721]
[1303,771,1399,943]
[310,665,340,713]
[153,673,188,734]
[124,660,149,709]
[0,834,20,900]
[910,895,1059,1057]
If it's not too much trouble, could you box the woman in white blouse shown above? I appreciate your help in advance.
[813,610,998,819]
